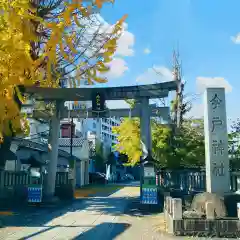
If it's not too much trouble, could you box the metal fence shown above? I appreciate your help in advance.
[157,170,240,193]
[0,170,70,202]
[0,170,69,187]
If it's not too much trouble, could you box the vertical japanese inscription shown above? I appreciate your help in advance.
[212,139,224,156]
[211,117,223,132]
[210,93,222,109]
[92,92,106,117]
[209,93,225,176]
[204,88,230,193]
[96,94,101,110]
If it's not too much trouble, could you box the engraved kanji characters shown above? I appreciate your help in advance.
[210,93,222,110]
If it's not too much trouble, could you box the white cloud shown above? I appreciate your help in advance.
[116,24,135,57]
[136,65,173,84]
[143,48,151,55]
[231,33,240,44]
[105,22,134,78]
[78,14,134,79]
[96,15,134,78]
[93,15,134,57]
[196,77,232,94]
[104,58,129,79]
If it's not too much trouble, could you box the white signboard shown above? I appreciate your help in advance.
[21,106,34,114]
[204,88,230,194]
[144,167,155,177]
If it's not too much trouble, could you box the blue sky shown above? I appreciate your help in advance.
[96,0,240,124]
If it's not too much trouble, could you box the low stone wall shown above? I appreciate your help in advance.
[164,195,240,237]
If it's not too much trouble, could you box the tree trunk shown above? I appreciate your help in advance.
[0,136,12,170]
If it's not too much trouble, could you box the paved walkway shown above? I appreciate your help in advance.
[0,185,224,240]
[0,186,140,239]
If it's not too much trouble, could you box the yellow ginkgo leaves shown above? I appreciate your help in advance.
[112,118,142,166]
[42,2,127,85]
[0,0,41,137]
[0,0,127,139]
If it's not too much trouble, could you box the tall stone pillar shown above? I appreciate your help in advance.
[140,97,151,152]
[44,101,62,200]
[204,88,230,195]
[139,97,151,198]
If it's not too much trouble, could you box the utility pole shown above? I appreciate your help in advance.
[70,117,73,157]
[69,116,76,194]
[172,49,184,128]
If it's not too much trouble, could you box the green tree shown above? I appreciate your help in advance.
[113,115,205,168]
[228,119,240,169]
[173,119,205,168]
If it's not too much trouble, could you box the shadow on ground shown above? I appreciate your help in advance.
[15,223,131,240]
[0,186,161,227]
[73,222,131,240]
[0,184,166,239]
[0,187,163,230]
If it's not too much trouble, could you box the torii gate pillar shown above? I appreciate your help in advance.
[139,97,152,153]
[43,101,62,200]
[139,97,152,199]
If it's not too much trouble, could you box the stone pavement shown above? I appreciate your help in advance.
[0,185,225,240]
[0,186,139,239]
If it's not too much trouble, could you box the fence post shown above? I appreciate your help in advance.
[172,198,183,220]
[165,196,172,214]
[0,171,4,188]
[237,203,240,219]
[206,202,215,220]
[237,175,240,192]
[156,173,159,186]
[231,173,236,192]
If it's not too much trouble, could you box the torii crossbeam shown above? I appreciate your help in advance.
[32,106,170,122]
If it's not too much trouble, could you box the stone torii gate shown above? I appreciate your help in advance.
[25,81,177,199]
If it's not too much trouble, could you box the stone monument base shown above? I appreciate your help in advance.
[164,193,240,238]
[191,192,227,218]
[190,191,240,218]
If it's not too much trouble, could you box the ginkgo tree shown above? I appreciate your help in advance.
[113,118,141,166]
[0,0,127,170]
[0,0,127,139]
[33,0,127,86]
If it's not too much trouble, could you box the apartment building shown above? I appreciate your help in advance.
[70,100,121,149]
